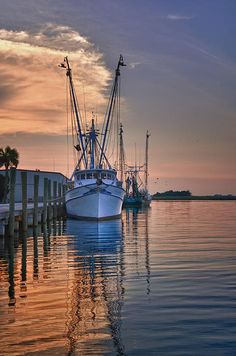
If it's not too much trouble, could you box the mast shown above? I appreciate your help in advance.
[99,55,126,168]
[145,131,150,191]
[119,123,125,181]
[60,57,88,168]
[89,119,96,169]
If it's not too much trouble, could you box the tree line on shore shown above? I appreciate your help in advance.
[153,190,192,197]
[152,190,236,200]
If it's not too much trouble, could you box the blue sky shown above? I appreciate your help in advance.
[0,0,235,194]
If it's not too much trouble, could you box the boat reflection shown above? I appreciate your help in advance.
[65,219,125,355]
[66,218,123,255]
[124,207,151,295]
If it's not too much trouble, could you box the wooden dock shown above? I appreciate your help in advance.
[0,168,66,237]
[0,201,64,236]
[0,203,43,234]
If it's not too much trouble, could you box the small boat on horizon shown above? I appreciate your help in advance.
[60,56,126,220]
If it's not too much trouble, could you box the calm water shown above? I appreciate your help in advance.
[0,201,236,355]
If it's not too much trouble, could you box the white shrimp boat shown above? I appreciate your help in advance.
[60,56,126,220]
[66,168,124,219]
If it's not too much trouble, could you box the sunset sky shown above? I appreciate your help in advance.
[0,0,235,194]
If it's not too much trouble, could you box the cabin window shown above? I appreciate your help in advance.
[81,174,85,180]
[107,174,111,179]
[87,173,92,179]
[101,173,107,179]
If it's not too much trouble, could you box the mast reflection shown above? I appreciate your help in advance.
[124,207,151,295]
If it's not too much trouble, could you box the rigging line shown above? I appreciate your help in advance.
[70,92,77,168]
[70,138,90,178]
[95,137,111,169]
[104,83,118,159]
[70,65,85,131]
[69,84,84,169]
[116,76,121,169]
[74,85,85,133]
[100,77,116,147]
[66,76,69,178]
[106,92,118,160]
[82,81,87,130]
[115,84,118,167]
[99,55,125,167]
[138,175,144,189]
[64,57,87,168]
[74,114,79,164]
[95,107,98,128]
[101,80,114,132]
[69,85,78,168]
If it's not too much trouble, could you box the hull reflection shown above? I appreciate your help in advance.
[65,219,125,355]
[66,218,123,254]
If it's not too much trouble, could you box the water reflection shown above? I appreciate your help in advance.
[124,207,151,296]
[33,227,39,280]
[20,232,27,296]
[0,210,153,355]
[65,219,125,355]
[8,236,16,307]
[1,202,236,354]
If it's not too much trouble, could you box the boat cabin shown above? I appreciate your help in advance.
[74,169,117,182]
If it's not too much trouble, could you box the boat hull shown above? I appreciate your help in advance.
[123,196,143,208]
[123,195,152,208]
[65,183,125,220]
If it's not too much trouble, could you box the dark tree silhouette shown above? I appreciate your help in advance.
[153,190,192,197]
[0,146,19,202]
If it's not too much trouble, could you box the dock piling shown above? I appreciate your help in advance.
[9,168,16,237]
[43,178,48,224]
[53,181,57,220]
[63,185,66,212]
[33,175,39,227]
[47,180,52,222]
[58,183,62,217]
[21,172,28,232]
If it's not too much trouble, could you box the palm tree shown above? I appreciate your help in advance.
[0,146,19,202]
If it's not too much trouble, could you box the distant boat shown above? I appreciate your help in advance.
[60,56,126,220]
[122,131,152,208]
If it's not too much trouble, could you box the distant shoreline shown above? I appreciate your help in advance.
[152,196,236,201]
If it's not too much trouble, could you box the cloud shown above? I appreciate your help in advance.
[0,23,112,135]
[166,14,194,21]
[0,131,78,175]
